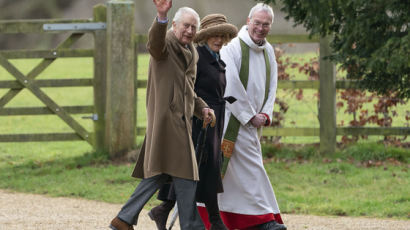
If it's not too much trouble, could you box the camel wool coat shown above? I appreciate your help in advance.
[132,19,208,181]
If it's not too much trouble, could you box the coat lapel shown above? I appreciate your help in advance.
[181,44,193,68]
[167,30,197,70]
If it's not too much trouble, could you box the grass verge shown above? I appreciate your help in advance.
[0,142,408,219]
[263,143,409,219]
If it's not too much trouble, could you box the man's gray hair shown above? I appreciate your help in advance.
[172,7,200,28]
[248,3,274,23]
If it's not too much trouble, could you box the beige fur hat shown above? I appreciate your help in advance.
[194,14,238,43]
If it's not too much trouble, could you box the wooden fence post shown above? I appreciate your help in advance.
[319,36,336,154]
[105,0,136,158]
[93,4,107,153]
[133,34,138,141]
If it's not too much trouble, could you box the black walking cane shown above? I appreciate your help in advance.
[195,114,216,165]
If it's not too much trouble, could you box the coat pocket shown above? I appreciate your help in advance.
[169,82,177,112]
[169,82,186,128]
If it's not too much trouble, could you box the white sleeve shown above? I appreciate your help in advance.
[260,45,278,122]
[221,40,257,126]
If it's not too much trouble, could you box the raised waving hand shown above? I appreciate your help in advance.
[153,0,172,20]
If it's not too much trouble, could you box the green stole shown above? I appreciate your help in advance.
[221,38,271,176]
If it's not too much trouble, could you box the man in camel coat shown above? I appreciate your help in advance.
[110,0,214,230]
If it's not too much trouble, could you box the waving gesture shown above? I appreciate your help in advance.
[153,0,172,20]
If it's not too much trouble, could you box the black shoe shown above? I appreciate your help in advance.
[210,220,228,230]
[148,202,174,230]
[205,200,228,230]
[259,220,287,230]
[209,215,228,230]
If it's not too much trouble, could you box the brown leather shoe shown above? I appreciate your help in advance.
[110,217,134,230]
[148,206,170,230]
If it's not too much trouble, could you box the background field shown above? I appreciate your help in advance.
[1,54,408,144]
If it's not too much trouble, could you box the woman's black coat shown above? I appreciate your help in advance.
[193,45,227,202]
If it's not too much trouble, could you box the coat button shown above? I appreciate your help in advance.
[182,115,185,121]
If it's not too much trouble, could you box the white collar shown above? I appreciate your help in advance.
[238,25,267,52]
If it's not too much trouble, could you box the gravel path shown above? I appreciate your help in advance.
[0,189,408,230]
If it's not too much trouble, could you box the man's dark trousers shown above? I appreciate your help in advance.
[114,173,204,230]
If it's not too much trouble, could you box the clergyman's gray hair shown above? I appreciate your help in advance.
[172,7,200,28]
[248,3,274,23]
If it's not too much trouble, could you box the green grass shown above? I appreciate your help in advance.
[0,54,409,219]
[0,141,408,219]
[0,142,139,203]
[262,142,410,163]
[262,143,409,218]
[269,160,409,218]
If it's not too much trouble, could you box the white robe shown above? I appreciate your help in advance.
[218,25,280,215]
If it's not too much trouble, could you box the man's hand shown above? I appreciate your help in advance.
[250,113,267,128]
[202,108,216,128]
[153,0,172,20]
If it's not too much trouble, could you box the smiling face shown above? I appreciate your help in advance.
[246,10,272,44]
[206,34,225,52]
[172,13,198,45]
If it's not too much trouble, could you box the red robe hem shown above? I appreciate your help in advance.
[198,206,284,230]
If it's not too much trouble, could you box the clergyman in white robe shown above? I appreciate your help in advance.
[217,24,284,229]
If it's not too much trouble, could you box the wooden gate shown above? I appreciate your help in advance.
[0,32,94,144]
[0,1,137,158]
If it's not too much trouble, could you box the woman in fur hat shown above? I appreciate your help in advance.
[148,14,238,230]
[192,14,238,230]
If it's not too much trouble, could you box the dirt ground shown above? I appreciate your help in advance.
[0,189,408,230]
